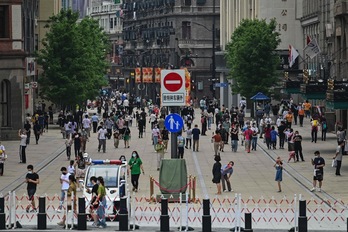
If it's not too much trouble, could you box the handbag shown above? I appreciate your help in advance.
[332,159,337,168]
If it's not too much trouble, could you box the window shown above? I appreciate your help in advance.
[1,80,10,127]
[196,0,206,5]
[0,5,9,38]
[182,21,191,39]
[110,18,114,29]
[62,0,70,9]
[184,0,191,6]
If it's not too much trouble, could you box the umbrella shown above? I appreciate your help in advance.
[250,92,270,101]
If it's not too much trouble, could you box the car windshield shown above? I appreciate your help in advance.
[86,165,119,188]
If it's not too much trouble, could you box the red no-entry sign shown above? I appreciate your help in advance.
[161,69,186,106]
[163,72,183,92]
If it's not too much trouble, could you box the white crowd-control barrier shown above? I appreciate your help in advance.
[1,191,348,230]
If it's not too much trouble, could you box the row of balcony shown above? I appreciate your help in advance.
[335,1,348,17]
[87,4,120,15]
[283,79,348,109]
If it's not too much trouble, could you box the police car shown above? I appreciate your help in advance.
[81,159,128,218]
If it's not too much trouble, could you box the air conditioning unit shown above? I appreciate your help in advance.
[326,23,333,38]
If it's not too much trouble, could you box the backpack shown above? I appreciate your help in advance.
[322,122,327,130]
[312,120,318,127]
[187,115,192,123]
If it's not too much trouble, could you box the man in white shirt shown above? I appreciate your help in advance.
[152,125,161,149]
[276,116,283,127]
[82,115,91,137]
[251,123,259,151]
[149,113,157,129]
[123,98,129,112]
[265,116,272,125]
[259,117,265,139]
[19,130,27,163]
[57,167,71,212]
[98,126,107,153]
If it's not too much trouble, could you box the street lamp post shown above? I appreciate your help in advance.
[212,0,216,99]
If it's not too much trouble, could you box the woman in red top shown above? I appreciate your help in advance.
[243,125,253,153]
[212,130,222,155]
[264,124,272,149]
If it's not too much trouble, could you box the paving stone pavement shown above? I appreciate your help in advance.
[0,109,347,231]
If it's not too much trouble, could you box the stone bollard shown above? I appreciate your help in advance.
[118,197,128,231]
[0,197,5,230]
[202,199,211,232]
[37,196,47,229]
[160,198,170,232]
[244,212,253,232]
[77,197,87,230]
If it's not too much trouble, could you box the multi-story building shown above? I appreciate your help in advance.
[87,0,124,90]
[330,0,348,129]
[219,0,303,108]
[121,0,220,102]
[299,1,338,128]
[0,0,38,139]
[301,0,334,80]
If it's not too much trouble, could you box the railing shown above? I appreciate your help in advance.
[2,192,348,230]
[326,90,348,101]
[300,82,327,94]
[283,80,301,89]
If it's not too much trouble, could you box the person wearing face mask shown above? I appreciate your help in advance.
[57,167,71,212]
[86,176,99,227]
[152,124,161,150]
[94,176,107,228]
[128,151,144,192]
[25,165,39,213]
[57,174,77,227]
[311,151,325,192]
[19,129,27,163]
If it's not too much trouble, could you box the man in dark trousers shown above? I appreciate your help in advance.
[310,151,325,192]
[277,121,286,149]
[293,131,304,162]
[25,165,40,212]
[192,124,201,152]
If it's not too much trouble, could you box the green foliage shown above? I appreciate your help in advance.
[226,18,281,99]
[37,9,109,107]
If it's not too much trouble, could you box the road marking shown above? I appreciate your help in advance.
[192,151,209,198]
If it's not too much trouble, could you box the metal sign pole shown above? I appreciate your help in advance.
[170,106,179,159]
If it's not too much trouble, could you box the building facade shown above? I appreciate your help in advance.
[87,0,123,91]
[219,0,303,108]
[0,0,39,140]
[331,0,348,129]
[121,0,220,102]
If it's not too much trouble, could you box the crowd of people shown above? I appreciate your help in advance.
[1,92,348,229]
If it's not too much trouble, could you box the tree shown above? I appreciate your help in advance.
[225,19,281,99]
[37,9,109,108]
